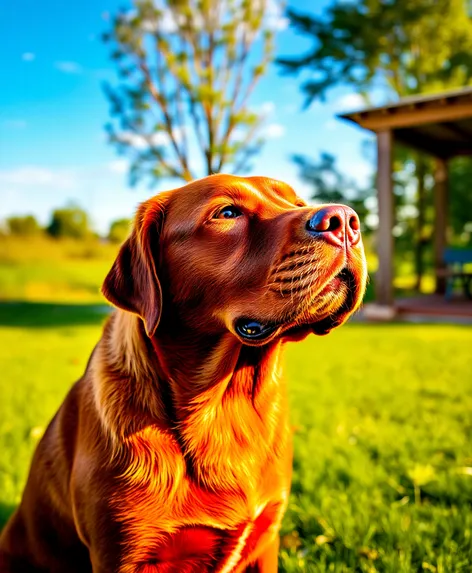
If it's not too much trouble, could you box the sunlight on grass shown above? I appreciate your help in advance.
[1,237,471,570]
[0,311,471,571]
[281,325,472,572]
[0,236,116,303]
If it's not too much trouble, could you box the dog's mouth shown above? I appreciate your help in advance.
[234,268,361,345]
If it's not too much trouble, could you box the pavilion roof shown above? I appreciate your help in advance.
[338,86,472,158]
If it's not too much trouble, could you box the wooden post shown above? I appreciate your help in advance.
[376,130,394,307]
[434,157,448,294]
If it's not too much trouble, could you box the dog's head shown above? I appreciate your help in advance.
[102,174,367,346]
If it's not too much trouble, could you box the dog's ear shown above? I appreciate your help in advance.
[101,198,166,338]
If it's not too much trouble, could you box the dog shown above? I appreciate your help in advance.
[0,174,367,572]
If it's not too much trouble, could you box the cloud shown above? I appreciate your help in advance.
[54,61,83,74]
[115,129,183,149]
[266,0,289,31]
[22,52,35,62]
[0,166,77,190]
[3,119,27,129]
[264,123,285,138]
[231,127,246,142]
[107,159,129,174]
[259,101,275,116]
[124,6,180,34]
[333,93,366,113]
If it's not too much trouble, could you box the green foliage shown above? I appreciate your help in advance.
[448,157,472,243]
[280,0,472,288]
[5,215,41,237]
[292,152,372,229]
[46,206,92,240]
[103,0,278,184]
[0,310,471,571]
[279,0,472,105]
[0,235,116,303]
[108,218,131,244]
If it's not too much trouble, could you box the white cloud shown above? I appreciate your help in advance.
[259,101,275,116]
[54,61,83,74]
[3,119,27,129]
[338,157,372,187]
[0,166,77,190]
[107,159,129,174]
[115,129,183,149]
[125,6,180,33]
[232,126,246,142]
[22,52,35,62]
[333,93,366,113]
[266,0,289,31]
[116,132,152,149]
[264,123,285,138]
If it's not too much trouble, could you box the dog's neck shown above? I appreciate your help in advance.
[93,310,290,489]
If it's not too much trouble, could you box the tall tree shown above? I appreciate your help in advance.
[292,152,371,225]
[103,0,278,185]
[278,0,472,106]
[279,0,472,290]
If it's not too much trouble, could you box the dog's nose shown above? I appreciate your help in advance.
[306,205,361,247]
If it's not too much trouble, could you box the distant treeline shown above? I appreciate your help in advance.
[2,207,131,245]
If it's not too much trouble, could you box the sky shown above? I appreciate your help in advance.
[0,0,376,234]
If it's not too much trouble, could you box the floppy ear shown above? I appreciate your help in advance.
[101,199,165,338]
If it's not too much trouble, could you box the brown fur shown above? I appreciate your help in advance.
[0,174,367,572]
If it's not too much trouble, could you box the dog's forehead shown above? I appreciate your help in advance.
[166,175,302,219]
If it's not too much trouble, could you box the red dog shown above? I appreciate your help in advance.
[0,175,366,572]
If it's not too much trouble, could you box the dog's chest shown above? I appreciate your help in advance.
[118,478,287,573]
[116,433,290,573]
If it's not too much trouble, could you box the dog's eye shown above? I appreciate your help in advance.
[214,206,243,220]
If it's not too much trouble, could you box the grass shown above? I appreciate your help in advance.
[0,304,471,571]
[282,325,472,572]
[0,235,116,302]
[1,236,471,571]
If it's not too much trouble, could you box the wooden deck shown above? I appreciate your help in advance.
[395,294,472,318]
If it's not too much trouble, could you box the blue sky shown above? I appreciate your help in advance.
[0,0,375,234]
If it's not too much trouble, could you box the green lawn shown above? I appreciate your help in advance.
[0,301,471,572]
[0,235,116,303]
[1,237,471,571]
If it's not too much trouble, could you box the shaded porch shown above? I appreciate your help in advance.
[339,87,472,316]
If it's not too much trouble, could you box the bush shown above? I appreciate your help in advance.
[46,206,91,239]
[108,218,131,244]
[6,215,41,236]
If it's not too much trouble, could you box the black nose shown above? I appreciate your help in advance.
[306,205,361,247]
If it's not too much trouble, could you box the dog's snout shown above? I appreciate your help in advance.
[306,205,361,247]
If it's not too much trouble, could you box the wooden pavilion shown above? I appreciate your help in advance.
[339,87,472,314]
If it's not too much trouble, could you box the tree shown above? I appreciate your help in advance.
[279,0,472,290]
[448,157,472,244]
[6,215,41,236]
[292,152,371,226]
[108,218,131,244]
[103,0,279,185]
[47,206,91,239]
[278,0,472,106]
